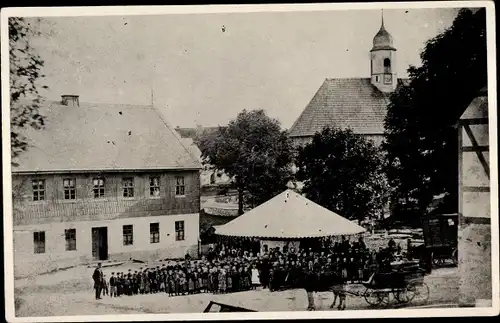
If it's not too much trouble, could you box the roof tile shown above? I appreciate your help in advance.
[289,78,408,137]
[12,100,202,172]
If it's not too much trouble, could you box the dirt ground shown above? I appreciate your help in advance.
[13,264,459,317]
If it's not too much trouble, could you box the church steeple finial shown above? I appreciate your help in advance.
[381,9,384,28]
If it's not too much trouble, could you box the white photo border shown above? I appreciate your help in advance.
[2,1,498,321]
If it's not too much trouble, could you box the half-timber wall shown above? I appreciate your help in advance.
[457,87,492,307]
[12,170,201,278]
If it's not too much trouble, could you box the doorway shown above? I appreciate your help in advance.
[92,227,108,260]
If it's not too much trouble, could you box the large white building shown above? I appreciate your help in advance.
[12,95,202,278]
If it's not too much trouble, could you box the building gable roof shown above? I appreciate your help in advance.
[12,100,202,173]
[288,78,408,138]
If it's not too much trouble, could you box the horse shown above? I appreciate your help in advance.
[300,269,347,311]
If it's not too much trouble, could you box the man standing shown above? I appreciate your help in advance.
[109,272,117,297]
[92,263,103,300]
[304,260,318,311]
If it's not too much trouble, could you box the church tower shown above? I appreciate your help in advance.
[370,11,397,93]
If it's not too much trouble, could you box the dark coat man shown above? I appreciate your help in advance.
[92,263,103,300]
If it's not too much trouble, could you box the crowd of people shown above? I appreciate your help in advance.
[92,236,407,300]
[92,261,260,299]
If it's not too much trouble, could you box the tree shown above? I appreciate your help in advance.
[9,17,47,164]
[383,8,487,218]
[198,110,294,215]
[296,127,390,223]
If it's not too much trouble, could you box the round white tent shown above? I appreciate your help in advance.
[215,189,366,239]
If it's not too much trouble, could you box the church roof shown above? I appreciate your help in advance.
[372,26,395,51]
[288,78,409,138]
[12,100,202,173]
[371,15,396,51]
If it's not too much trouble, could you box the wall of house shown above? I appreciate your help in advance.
[13,213,199,278]
[363,134,384,147]
[291,134,384,148]
[291,136,313,148]
[11,170,201,277]
[12,170,200,226]
[457,91,492,307]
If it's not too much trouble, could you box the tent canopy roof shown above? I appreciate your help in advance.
[215,190,366,239]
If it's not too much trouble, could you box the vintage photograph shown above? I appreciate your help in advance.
[2,2,498,321]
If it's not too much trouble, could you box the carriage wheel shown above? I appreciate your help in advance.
[431,252,444,268]
[451,249,458,266]
[405,281,430,305]
[364,288,390,308]
[393,287,411,304]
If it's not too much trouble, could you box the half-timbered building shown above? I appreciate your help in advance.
[456,85,493,307]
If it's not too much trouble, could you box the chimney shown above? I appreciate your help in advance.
[61,95,80,107]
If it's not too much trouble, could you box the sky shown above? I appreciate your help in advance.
[28,8,460,129]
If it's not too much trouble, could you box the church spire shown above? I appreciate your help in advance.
[370,10,397,93]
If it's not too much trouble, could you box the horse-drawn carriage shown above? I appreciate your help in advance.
[360,260,429,307]
[421,213,458,268]
[305,259,430,310]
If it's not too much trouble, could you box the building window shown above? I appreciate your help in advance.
[122,178,134,198]
[149,176,160,197]
[33,231,45,254]
[92,178,105,198]
[123,225,133,245]
[175,176,185,196]
[150,223,160,244]
[383,58,391,73]
[375,75,379,82]
[32,179,46,201]
[63,178,76,200]
[175,221,185,241]
[65,229,76,251]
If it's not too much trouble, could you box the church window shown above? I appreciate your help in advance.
[383,58,391,73]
